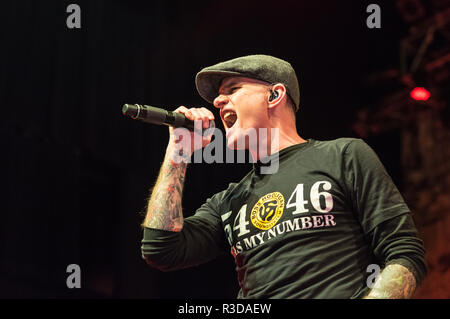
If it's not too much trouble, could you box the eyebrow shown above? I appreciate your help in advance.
[219,80,242,94]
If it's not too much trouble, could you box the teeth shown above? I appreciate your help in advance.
[223,112,237,127]
[223,112,235,120]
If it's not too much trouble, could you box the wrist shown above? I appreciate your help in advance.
[166,140,192,164]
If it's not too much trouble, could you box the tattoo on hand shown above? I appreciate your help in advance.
[365,264,416,299]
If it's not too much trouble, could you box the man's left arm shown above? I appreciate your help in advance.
[362,213,427,299]
[343,139,427,299]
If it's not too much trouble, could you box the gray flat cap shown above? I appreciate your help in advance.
[195,54,300,111]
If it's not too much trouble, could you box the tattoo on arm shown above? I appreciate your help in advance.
[365,264,417,299]
[142,147,187,232]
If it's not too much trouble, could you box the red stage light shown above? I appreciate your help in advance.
[410,87,430,101]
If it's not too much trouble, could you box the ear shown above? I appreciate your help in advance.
[267,83,287,110]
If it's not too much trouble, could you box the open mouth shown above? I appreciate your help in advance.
[222,111,237,128]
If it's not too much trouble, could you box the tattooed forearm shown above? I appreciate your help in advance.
[364,264,417,299]
[142,146,187,232]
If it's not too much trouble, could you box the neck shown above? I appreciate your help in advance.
[248,126,306,162]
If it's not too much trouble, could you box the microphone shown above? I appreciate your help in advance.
[122,104,215,131]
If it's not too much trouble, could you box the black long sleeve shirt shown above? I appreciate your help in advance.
[142,138,427,298]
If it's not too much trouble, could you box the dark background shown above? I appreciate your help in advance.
[0,0,442,298]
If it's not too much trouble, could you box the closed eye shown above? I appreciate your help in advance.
[228,87,240,94]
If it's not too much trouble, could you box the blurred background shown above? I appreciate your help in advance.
[0,0,449,298]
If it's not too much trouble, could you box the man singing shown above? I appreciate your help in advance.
[140,55,426,298]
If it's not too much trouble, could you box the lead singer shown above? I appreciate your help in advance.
[140,55,426,298]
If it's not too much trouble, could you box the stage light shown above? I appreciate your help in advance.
[410,87,431,101]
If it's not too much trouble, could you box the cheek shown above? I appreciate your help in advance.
[236,94,267,125]
[239,106,266,127]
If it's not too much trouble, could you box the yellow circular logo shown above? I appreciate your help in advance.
[251,192,285,230]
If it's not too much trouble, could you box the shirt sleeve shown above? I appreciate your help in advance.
[344,139,411,233]
[141,190,229,272]
[367,214,427,285]
[344,139,427,284]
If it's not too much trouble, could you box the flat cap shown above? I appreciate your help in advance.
[195,54,300,111]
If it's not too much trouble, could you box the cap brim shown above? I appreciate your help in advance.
[195,70,244,104]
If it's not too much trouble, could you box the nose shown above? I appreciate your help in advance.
[213,94,229,109]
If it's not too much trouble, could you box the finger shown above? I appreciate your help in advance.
[200,107,215,121]
[174,106,195,121]
[174,105,189,113]
[193,108,212,129]
[198,108,215,129]
[189,108,204,130]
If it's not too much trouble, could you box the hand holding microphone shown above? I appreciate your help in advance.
[123,104,216,157]
[122,104,215,131]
